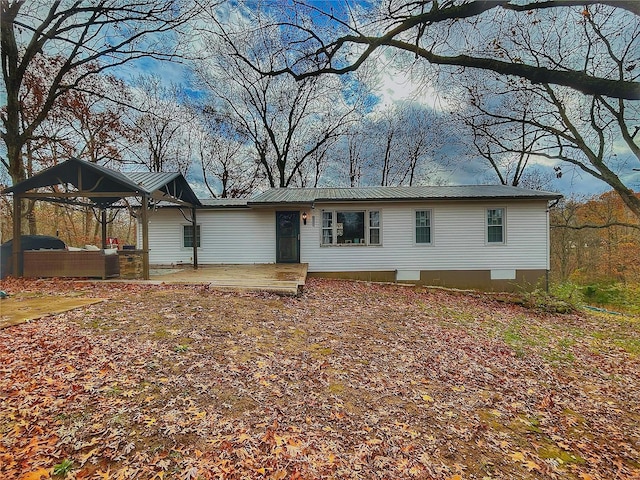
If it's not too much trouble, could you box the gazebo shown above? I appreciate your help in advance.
[2,157,201,279]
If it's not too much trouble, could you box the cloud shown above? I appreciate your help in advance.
[359,49,453,113]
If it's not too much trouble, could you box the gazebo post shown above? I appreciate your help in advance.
[101,209,107,249]
[12,194,22,277]
[192,206,198,270]
[141,194,150,280]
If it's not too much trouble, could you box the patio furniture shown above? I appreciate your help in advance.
[23,250,119,279]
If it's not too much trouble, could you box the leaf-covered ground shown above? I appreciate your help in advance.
[1,278,639,480]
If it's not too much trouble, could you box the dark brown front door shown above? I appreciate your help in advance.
[276,211,300,263]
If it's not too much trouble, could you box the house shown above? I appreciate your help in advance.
[142,185,562,291]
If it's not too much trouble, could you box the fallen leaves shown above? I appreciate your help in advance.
[0,278,639,479]
[509,451,526,462]
[524,459,542,472]
[19,468,50,480]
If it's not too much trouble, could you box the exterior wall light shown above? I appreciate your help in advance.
[302,211,308,225]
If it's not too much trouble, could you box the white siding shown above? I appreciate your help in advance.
[142,200,550,272]
[139,208,276,265]
[300,201,549,272]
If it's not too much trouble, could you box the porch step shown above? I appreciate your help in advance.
[208,280,301,295]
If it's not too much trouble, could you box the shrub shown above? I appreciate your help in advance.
[581,283,626,307]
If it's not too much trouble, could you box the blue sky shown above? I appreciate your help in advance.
[2,47,625,199]
[113,48,638,199]
[3,1,637,201]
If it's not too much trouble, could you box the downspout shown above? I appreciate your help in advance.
[545,203,550,292]
[192,206,198,270]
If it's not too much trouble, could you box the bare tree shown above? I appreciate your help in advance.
[346,128,367,187]
[1,53,134,233]
[249,1,639,100]
[459,83,547,188]
[360,102,452,186]
[194,7,359,188]
[319,118,369,188]
[369,108,396,186]
[448,3,640,214]
[194,107,261,198]
[1,0,193,186]
[126,75,194,174]
[66,74,134,169]
[221,1,640,216]
[453,6,640,216]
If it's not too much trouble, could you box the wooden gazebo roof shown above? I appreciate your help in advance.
[2,158,201,279]
[2,157,201,208]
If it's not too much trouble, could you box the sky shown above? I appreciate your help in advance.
[2,1,638,201]
[162,1,640,199]
[117,47,633,200]
[1,48,626,200]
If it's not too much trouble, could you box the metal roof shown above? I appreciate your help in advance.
[124,171,181,193]
[200,198,250,208]
[2,158,201,207]
[248,185,562,205]
[122,171,201,206]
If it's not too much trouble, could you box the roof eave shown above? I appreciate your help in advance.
[246,201,315,207]
[199,204,250,209]
[248,194,563,205]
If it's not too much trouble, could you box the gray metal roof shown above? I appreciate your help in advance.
[3,157,143,195]
[123,171,180,192]
[122,171,201,206]
[248,185,562,205]
[200,198,250,208]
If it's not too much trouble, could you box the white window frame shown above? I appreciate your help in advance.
[486,207,506,245]
[414,209,433,245]
[182,224,201,249]
[320,209,382,246]
[369,210,381,246]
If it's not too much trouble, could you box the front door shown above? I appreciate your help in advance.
[276,211,300,263]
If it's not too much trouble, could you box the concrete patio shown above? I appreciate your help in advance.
[145,263,308,295]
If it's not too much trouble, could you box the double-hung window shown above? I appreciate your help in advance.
[415,210,432,244]
[369,211,381,245]
[322,212,333,245]
[487,208,505,244]
[183,224,201,248]
[321,210,381,246]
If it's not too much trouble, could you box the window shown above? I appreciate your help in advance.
[337,211,364,244]
[322,211,333,245]
[415,210,432,244]
[183,224,201,248]
[369,211,380,245]
[487,208,504,243]
[321,210,381,245]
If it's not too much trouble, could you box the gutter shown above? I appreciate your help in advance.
[247,195,563,207]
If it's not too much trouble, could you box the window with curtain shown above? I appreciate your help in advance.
[321,210,381,245]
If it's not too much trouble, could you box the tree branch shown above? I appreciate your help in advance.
[247,1,640,100]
